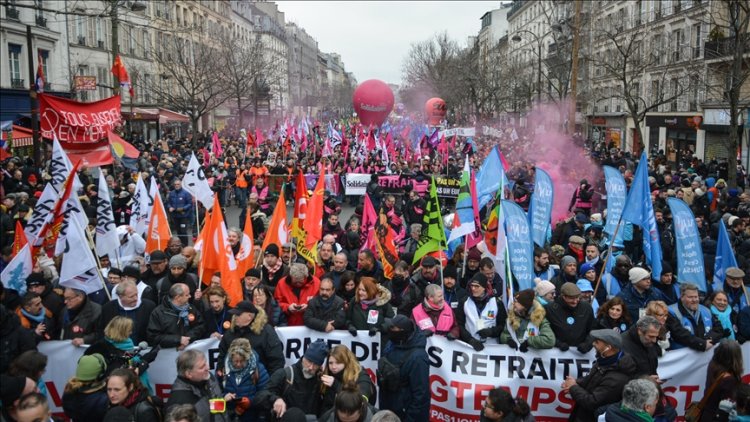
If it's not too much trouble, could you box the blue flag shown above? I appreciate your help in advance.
[667,198,706,291]
[713,220,738,293]
[502,200,533,290]
[476,147,510,210]
[603,166,627,237]
[529,168,554,247]
[621,152,662,279]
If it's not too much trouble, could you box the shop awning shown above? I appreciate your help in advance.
[131,107,190,124]
[1,125,34,147]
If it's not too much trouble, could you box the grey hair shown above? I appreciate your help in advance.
[115,280,137,296]
[679,282,700,296]
[65,288,86,298]
[636,315,661,332]
[227,227,242,237]
[169,283,187,299]
[289,263,309,279]
[621,379,659,412]
[410,223,422,233]
[176,349,206,376]
[371,410,401,422]
[424,284,442,298]
[165,404,199,422]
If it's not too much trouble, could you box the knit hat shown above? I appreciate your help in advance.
[560,255,577,268]
[515,289,535,310]
[590,213,603,224]
[25,272,46,288]
[244,268,261,278]
[421,256,439,268]
[534,278,556,297]
[169,254,187,269]
[467,248,482,261]
[579,262,595,277]
[576,279,594,292]
[661,261,673,275]
[303,340,329,366]
[149,250,168,263]
[264,244,280,257]
[76,354,106,382]
[443,265,458,280]
[628,267,651,284]
[560,282,581,297]
[575,213,590,224]
[0,375,26,406]
[122,265,141,279]
[467,273,488,288]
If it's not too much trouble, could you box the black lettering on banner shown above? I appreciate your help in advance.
[557,358,575,380]
[508,356,525,379]
[488,355,506,377]
[427,346,443,367]
[284,337,374,362]
[208,348,221,369]
[527,357,549,380]
[452,351,469,374]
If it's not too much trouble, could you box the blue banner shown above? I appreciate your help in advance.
[603,166,627,237]
[476,147,502,210]
[502,200,533,290]
[621,152,662,279]
[529,168,554,247]
[667,198,706,291]
[713,219,738,293]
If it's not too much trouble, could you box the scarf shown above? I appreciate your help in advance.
[618,405,654,422]
[318,295,336,310]
[711,305,735,340]
[108,338,153,394]
[228,350,258,385]
[107,337,135,351]
[596,350,623,368]
[424,298,442,311]
[121,387,147,409]
[264,259,283,277]
[21,307,46,324]
[171,301,191,325]
[536,295,549,306]
[360,297,377,310]
[585,256,600,267]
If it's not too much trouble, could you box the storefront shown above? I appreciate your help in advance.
[645,114,705,162]
[702,108,743,161]
[588,114,626,149]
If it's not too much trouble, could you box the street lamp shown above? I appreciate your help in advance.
[111,0,147,95]
[511,29,543,105]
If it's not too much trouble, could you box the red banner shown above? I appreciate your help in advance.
[39,93,122,144]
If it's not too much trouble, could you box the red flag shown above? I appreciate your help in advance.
[374,213,399,280]
[111,55,130,84]
[292,171,309,237]
[360,194,378,251]
[400,125,411,141]
[366,127,376,151]
[255,128,264,147]
[303,167,326,248]
[11,221,28,258]
[145,192,172,254]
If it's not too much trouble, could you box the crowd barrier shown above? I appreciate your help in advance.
[38,327,750,421]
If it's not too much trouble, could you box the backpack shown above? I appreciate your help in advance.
[377,348,416,393]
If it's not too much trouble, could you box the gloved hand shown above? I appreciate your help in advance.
[446,333,456,341]
[469,339,485,351]
[422,329,434,337]
[723,328,732,338]
[557,341,569,351]
[519,341,529,353]
[477,328,493,338]
[236,397,251,415]
[577,342,594,354]
[348,326,358,336]
[368,328,378,337]
[505,338,518,349]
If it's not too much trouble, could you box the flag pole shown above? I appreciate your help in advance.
[592,217,623,300]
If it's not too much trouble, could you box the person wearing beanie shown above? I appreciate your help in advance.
[62,354,109,422]
[600,254,633,299]
[544,282,595,353]
[459,248,483,288]
[552,255,579,293]
[412,283,460,339]
[652,261,679,305]
[378,315,430,422]
[442,265,468,310]
[501,289,555,351]
[25,272,65,321]
[0,375,37,422]
[616,267,668,320]
[261,243,289,292]
[156,254,199,305]
[255,340,328,419]
[534,278,557,306]
[221,338,270,421]
[455,273,508,352]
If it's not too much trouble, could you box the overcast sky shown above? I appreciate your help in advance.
[277,1,502,86]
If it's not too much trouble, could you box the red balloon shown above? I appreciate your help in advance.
[352,80,394,126]
[425,97,447,125]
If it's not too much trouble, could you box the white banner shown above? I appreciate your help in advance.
[38,329,750,421]
[482,126,504,138]
[345,173,371,195]
[439,127,476,138]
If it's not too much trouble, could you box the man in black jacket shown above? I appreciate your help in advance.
[99,280,156,344]
[621,316,663,380]
[303,277,345,332]
[545,282,594,353]
[216,301,285,376]
[147,283,204,349]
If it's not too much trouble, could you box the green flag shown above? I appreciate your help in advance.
[413,177,447,264]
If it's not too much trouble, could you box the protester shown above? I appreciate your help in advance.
[304,277,346,332]
[699,340,745,421]
[61,287,101,347]
[166,350,228,422]
[667,283,724,350]
[621,316,663,379]
[320,345,376,414]
[480,387,534,422]
[62,354,109,422]
[412,284,460,339]
[200,286,233,339]
[346,276,394,335]
[500,289,555,350]
[146,283,205,349]
[456,273,507,351]
[545,282,594,352]
[594,296,633,333]
[221,338,269,421]
[103,368,161,422]
[599,378,660,421]
[100,280,156,345]
[274,263,321,326]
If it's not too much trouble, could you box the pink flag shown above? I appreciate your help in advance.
[499,151,509,171]
[300,133,308,152]
[400,125,411,141]
[466,170,483,250]
[255,129,264,147]
[211,132,223,157]
[360,194,378,251]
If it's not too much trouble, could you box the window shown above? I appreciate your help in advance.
[97,66,109,100]
[35,0,43,17]
[673,29,683,61]
[692,23,701,58]
[690,75,699,110]
[143,30,150,58]
[96,17,105,48]
[652,80,661,104]
[8,44,22,87]
[76,16,86,44]
[78,66,88,101]
[670,78,679,111]
[39,49,49,86]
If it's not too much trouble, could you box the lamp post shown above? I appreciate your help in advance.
[511,29,543,105]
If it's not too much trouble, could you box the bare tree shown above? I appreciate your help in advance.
[401,32,464,108]
[149,30,229,148]
[705,0,750,187]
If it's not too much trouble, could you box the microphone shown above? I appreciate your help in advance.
[132,341,150,354]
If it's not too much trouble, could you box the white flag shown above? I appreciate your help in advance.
[60,211,102,294]
[55,193,89,256]
[25,183,58,245]
[129,177,151,235]
[95,173,120,257]
[182,153,214,210]
[0,243,33,296]
[50,136,82,193]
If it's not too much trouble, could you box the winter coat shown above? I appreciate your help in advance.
[568,352,638,422]
[303,295,346,331]
[273,275,321,326]
[62,383,109,422]
[455,295,508,342]
[255,360,323,416]
[544,296,594,348]
[700,365,741,422]
[662,312,710,351]
[412,301,460,338]
[61,298,101,344]
[500,300,556,349]
[217,308,285,375]
[601,404,653,421]
[166,374,229,422]
[379,331,431,422]
[222,352,270,421]
[390,280,423,316]
[621,327,660,377]
[0,307,36,374]
[156,272,199,305]
[320,367,377,415]
[346,285,395,331]
[616,285,668,322]
[16,305,58,341]
[104,389,161,422]
[99,298,156,345]
[146,301,205,347]
[167,187,193,218]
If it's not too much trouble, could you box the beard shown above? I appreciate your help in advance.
[302,367,317,379]
[536,261,549,271]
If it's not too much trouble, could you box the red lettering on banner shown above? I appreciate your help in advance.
[473,383,493,410]
[39,93,121,144]
[452,381,473,408]
[45,381,63,407]
[663,384,701,411]
[530,387,556,411]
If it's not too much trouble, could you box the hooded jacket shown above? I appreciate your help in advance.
[379,330,430,422]
[568,352,638,422]
[216,308,285,375]
[500,300,556,349]
[346,285,395,331]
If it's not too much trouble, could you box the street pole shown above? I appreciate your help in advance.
[537,41,542,104]
[27,25,41,165]
[111,1,120,96]
[568,0,582,135]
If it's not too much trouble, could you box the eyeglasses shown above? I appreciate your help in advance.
[63,295,80,302]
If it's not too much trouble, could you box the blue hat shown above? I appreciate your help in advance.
[579,262,595,277]
[303,340,329,366]
[576,279,594,292]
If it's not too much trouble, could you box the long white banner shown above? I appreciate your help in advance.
[39,328,750,421]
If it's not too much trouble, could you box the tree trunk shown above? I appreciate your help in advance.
[191,117,199,151]
[237,96,243,129]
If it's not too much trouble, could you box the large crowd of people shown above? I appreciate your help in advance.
[0,120,749,422]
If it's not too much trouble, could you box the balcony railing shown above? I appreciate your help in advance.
[11,78,25,88]
[705,34,750,59]
[36,15,46,27]
[6,7,19,20]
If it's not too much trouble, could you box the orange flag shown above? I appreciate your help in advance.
[145,193,172,254]
[200,195,242,305]
[234,209,255,279]
[374,213,399,280]
[291,171,308,239]
[11,221,28,258]
[261,187,288,253]
[303,167,325,248]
